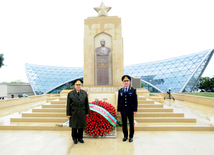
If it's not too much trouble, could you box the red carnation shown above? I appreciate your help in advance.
[84,100,117,138]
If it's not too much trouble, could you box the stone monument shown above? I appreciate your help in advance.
[83,2,124,87]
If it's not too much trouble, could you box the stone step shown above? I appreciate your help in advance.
[32,108,66,112]
[33,108,173,113]
[135,112,184,117]
[22,112,183,118]
[10,117,68,123]
[138,97,146,101]
[59,97,67,101]
[138,104,163,108]
[22,113,66,117]
[138,108,173,112]
[0,125,213,131]
[138,100,154,104]
[119,125,214,131]
[47,97,59,102]
[50,101,65,105]
[135,117,196,123]
[42,104,65,108]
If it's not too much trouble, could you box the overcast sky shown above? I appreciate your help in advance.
[0,0,214,83]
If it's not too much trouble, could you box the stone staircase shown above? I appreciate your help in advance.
[4,95,213,131]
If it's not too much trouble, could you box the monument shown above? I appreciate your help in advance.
[83,2,124,87]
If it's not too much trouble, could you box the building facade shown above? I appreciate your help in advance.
[25,49,214,95]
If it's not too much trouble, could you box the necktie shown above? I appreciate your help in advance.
[78,92,80,96]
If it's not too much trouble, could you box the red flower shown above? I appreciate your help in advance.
[84,100,117,138]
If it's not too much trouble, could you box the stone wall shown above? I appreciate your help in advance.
[0,83,34,99]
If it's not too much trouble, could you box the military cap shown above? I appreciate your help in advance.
[73,79,83,85]
[121,75,131,81]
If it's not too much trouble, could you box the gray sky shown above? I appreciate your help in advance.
[0,0,214,83]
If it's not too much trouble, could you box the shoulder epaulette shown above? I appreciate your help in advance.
[68,90,74,94]
[81,89,87,92]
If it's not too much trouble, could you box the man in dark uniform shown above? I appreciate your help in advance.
[117,75,138,142]
[67,79,90,144]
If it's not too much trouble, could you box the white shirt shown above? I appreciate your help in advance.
[124,86,129,92]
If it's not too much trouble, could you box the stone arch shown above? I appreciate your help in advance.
[94,32,113,86]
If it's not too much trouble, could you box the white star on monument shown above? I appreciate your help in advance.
[94,2,111,17]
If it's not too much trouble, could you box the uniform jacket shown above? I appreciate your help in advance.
[66,89,90,128]
[117,87,138,115]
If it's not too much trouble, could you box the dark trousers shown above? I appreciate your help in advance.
[72,128,83,140]
[121,114,134,138]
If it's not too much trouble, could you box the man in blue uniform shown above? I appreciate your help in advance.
[117,75,138,142]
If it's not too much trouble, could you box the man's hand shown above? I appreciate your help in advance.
[67,115,71,118]
[134,112,137,115]
[117,112,121,115]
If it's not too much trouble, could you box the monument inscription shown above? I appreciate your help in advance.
[95,39,111,85]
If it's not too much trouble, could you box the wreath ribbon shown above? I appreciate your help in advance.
[89,104,117,127]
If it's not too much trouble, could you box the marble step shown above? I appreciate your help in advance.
[11,116,193,123]
[135,117,196,123]
[32,108,174,113]
[138,98,146,101]
[138,104,163,108]
[50,101,65,105]
[119,125,214,131]
[22,112,183,118]
[32,108,173,113]
[135,112,184,117]
[10,117,68,122]
[138,100,154,104]
[22,113,66,117]
[138,108,173,112]
[32,108,66,112]
[59,97,67,101]
[0,125,213,131]
[45,104,163,109]
[43,104,66,108]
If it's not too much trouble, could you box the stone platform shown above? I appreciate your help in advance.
[1,130,214,155]
[1,90,214,131]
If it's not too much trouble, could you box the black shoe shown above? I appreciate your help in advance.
[129,138,133,142]
[123,137,128,142]
[78,139,84,143]
[73,139,78,144]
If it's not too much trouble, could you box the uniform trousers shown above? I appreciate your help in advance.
[121,114,134,138]
[72,128,83,140]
